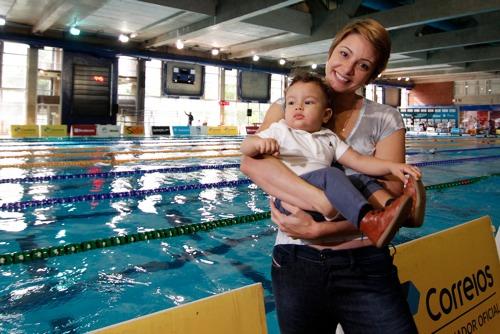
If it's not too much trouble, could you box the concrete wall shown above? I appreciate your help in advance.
[409,82,454,106]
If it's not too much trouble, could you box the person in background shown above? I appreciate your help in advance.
[240,18,424,333]
[240,72,421,248]
[184,111,194,126]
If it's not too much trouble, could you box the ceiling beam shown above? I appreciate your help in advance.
[340,0,363,17]
[144,0,303,48]
[32,0,74,34]
[364,0,500,30]
[137,0,216,15]
[227,0,500,59]
[32,0,110,34]
[386,45,500,70]
[385,60,500,78]
[242,7,311,35]
[391,22,500,54]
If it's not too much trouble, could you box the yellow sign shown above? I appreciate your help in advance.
[207,126,238,136]
[123,125,144,136]
[207,126,223,135]
[40,125,67,137]
[92,283,267,334]
[10,125,39,138]
[221,126,238,135]
[395,216,500,334]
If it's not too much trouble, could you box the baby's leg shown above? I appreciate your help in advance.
[348,174,389,209]
[275,167,371,226]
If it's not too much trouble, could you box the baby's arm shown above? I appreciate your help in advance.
[240,136,280,157]
[338,148,421,182]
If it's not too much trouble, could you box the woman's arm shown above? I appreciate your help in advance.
[240,155,332,214]
[372,128,406,197]
[257,102,285,132]
[270,199,357,240]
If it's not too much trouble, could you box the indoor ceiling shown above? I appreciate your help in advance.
[1,0,500,83]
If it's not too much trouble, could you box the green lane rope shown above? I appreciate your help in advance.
[0,212,270,267]
[424,173,500,191]
[1,173,499,267]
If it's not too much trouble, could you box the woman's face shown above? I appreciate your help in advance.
[325,33,377,94]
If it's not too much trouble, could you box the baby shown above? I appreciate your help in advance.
[240,72,421,247]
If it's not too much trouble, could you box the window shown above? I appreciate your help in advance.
[204,66,219,100]
[400,88,409,107]
[224,69,237,101]
[376,86,384,104]
[0,42,29,134]
[38,47,62,71]
[37,77,53,95]
[270,74,285,103]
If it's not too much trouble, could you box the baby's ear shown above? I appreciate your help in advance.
[323,108,333,123]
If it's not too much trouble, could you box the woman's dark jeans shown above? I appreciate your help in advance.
[271,244,418,334]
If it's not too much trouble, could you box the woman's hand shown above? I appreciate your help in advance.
[270,199,320,240]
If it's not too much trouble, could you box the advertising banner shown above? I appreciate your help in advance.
[10,125,39,138]
[96,124,120,137]
[72,124,97,136]
[151,126,171,136]
[395,216,500,334]
[172,126,191,136]
[123,125,144,136]
[40,125,67,137]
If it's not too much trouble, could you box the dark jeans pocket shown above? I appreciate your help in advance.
[271,245,290,269]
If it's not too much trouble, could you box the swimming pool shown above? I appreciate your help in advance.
[0,136,499,333]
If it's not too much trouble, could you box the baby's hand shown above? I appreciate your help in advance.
[256,138,280,156]
[389,163,421,183]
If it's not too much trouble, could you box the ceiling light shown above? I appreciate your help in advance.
[253,55,260,61]
[211,48,220,56]
[69,26,80,36]
[397,77,402,81]
[377,74,382,78]
[405,77,410,81]
[129,33,137,38]
[311,63,317,69]
[279,58,286,65]
[0,16,6,26]
[176,39,184,50]
[118,34,130,43]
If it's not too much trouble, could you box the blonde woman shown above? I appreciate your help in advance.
[241,19,424,333]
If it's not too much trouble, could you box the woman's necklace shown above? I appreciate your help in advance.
[337,111,355,133]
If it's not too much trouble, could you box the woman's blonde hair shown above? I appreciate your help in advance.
[327,18,391,82]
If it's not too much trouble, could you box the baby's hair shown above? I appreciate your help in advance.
[286,71,335,109]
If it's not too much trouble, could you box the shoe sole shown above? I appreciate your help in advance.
[403,177,426,228]
[411,178,426,227]
[376,196,412,248]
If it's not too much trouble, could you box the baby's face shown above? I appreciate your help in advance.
[284,81,332,133]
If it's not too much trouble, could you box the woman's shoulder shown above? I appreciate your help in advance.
[363,99,402,122]
[364,98,398,114]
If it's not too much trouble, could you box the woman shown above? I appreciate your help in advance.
[240,19,420,333]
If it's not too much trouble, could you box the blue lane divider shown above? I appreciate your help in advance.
[0,179,253,212]
[2,154,500,185]
[0,163,241,184]
[406,146,500,155]
[412,154,500,167]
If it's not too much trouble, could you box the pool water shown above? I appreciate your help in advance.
[0,136,499,334]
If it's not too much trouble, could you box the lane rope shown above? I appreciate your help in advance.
[1,173,499,266]
[1,154,499,184]
[0,153,241,168]
[0,211,271,266]
[0,163,241,184]
[1,171,499,212]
